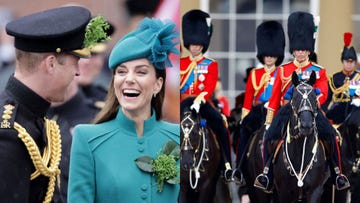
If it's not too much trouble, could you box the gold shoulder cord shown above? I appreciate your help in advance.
[329,75,350,103]
[251,69,263,96]
[14,119,61,203]
[280,66,292,92]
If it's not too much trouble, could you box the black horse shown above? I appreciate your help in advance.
[237,104,275,203]
[271,71,330,203]
[322,104,360,203]
[180,97,223,203]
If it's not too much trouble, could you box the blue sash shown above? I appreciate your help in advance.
[258,69,278,102]
[180,59,213,93]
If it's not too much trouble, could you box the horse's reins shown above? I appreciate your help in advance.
[285,82,319,187]
[285,122,319,187]
[189,120,207,189]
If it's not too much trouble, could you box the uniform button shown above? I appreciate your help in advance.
[137,139,144,144]
[141,184,148,191]
[141,193,147,199]
[138,146,144,152]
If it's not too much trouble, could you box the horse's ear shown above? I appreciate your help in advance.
[292,71,299,87]
[308,71,316,86]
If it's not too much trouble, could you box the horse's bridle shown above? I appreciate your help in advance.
[180,112,195,151]
[291,82,317,114]
[285,82,319,188]
[290,82,318,138]
[180,111,208,189]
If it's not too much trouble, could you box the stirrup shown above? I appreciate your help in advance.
[254,174,272,193]
[335,174,350,190]
[231,168,246,187]
[224,168,233,181]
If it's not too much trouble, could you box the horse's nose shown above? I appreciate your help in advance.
[181,154,194,170]
[300,120,313,135]
[182,161,194,170]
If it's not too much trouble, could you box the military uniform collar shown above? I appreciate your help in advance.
[115,108,157,136]
[5,75,50,117]
[190,54,204,62]
[293,59,310,68]
[342,69,355,77]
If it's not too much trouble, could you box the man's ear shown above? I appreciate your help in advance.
[44,54,56,73]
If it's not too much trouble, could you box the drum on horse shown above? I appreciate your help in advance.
[271,71,330,203]
[180,97,222,203]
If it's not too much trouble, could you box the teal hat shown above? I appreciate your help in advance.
[109,17,179,70]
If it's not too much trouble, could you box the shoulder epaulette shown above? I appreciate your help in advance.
[311,63,324,69]
[204,57,216,62]
[0,103,18,129]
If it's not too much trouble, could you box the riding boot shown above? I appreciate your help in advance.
[218,128,233,181]
[331,135,350,190]
[254,136,273,193]
[199,102,234,181]
[232,122,252,186]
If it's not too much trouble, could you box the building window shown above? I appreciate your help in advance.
[205,0,310,108]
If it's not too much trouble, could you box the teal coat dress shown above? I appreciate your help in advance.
[67,109,180,203]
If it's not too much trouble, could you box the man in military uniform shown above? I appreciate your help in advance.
[0,6,105,203]
[326,32,360,124]
[254,12,350,192]
[235,20,285,182]
[48,23,111,202]
[48,81,103,203]
[180,9,235,180]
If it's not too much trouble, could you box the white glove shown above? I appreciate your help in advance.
[265,124,270,130]
[190,102,201,113]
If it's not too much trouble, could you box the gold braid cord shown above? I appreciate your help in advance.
[329,73,360,103]
[329,76,350,103]
[14,119,61,203]
[251,66,275,97]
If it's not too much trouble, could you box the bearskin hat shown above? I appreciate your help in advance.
[182,9,213,53]
[341,32,357,61]
[288,11,315,54]
[256,21,285,66]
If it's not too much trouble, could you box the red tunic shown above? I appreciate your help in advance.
[267,60,328,116]
[217,95,230,116]
[180,56,218,101]
[242,67,277,112]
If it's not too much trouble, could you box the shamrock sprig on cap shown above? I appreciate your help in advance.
[84,15,111,49]
[135,140,180,192]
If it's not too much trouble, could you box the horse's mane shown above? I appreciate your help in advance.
[242,105,266,133]
[180,97,196,115]
[316,111,336,140]
[266,103,292,141]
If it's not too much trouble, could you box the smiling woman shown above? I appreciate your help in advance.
[67,17,180,203]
